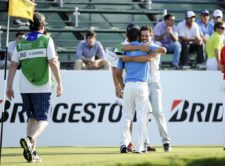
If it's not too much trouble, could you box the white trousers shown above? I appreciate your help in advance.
[206,57,219,71]
[148,82,170,144]
[120,82,149,152]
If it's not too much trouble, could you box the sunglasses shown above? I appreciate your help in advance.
[219,26,225,30]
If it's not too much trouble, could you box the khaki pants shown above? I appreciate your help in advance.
[74,59,110,70]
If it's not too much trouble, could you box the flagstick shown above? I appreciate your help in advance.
[0,15,10,165]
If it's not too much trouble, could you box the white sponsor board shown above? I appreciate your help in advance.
[0,70,224,147]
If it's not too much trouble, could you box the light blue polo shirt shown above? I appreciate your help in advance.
[117,41,159,83]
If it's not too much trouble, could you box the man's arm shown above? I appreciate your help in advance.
[220,64,225,73]
[6,61,18,100]
[122,46,166,62]
[49,58,63,97]
[115,68,124,98]
[123,44,166,54]
[122,53,158,62]
[112,67,120,87]
[215,48,220,63]
[153,47,167,54]
[220,47,225,73]
[76,41,84,60]
[122,44,149,52]
[179,36,194,43]
[96,41,106,59]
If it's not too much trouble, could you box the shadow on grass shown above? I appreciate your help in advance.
[3,153,21,157]
[3,152,119,157]
[115,158,225,166]
[186,158,225,166]
[116,163,155,166]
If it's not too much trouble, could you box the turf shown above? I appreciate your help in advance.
[1,146,225,166]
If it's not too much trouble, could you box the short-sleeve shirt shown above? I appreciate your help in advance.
[206,31,224,59]
[117,41,151,83]
[148,42,161,83]
[76,40,105,60]
[196,19,213,37]
[8,40,17,54]
[153,21,178,46]
[177,20,201,39]
[11,33,57,93]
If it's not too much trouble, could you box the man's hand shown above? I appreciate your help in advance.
[166,26,173,34]
[194,36,203,45]
[6,88,14,100]
[56,84,63,97]
[116,86,123,98]
[83,59,93,65]
[139,44,149,52]
[86,60,101,69]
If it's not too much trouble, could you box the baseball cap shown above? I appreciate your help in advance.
[213,9,223,18]
[200,9,209,15]
[186,11,196,18]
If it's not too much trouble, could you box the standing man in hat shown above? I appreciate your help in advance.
[6,12,62,163]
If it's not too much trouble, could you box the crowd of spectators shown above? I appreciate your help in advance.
[74,9,225,71]
[1,1,225,71]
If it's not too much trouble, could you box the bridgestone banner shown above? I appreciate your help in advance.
[0,70,224,147]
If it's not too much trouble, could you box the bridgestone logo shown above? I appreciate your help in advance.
[169,100,223,122]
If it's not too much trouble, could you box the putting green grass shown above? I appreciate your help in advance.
[1,146,225,166]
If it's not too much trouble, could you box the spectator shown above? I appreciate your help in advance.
[8,32,25,60]
[196,9,213,44]
[212,9,223,24]
[209,9,223,35]
[177,11,205,69]
[75,31,110,70]
[206,22,225,70]
[154,13,181,69]
[0,32,24,69]
[0,50,8,69]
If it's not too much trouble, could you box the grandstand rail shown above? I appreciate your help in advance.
[0,8,163,15]
[0,26,127,33]
[33,0,225,5]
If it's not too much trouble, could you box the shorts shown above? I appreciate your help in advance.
[21,93,51,121]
